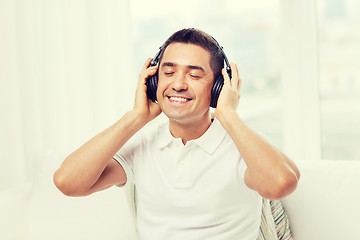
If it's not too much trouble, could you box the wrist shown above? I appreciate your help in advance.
[214,108,243,132]
[123,110,149,129]
[214,107,237,122]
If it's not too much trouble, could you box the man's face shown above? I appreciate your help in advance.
[156,42,214,125]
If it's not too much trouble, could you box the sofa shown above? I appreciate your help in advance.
[1,156,359,240]
[282,160,360,240]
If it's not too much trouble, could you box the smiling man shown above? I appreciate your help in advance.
[54,28,300,240]
[157,42,215,141]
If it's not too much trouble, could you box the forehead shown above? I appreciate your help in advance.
[161,43,212,70]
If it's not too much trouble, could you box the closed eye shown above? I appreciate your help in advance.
[190,74,200,79]
[165,72,174,76]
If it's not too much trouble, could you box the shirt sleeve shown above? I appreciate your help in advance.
[237,156,248,183]
[113,133,140,185]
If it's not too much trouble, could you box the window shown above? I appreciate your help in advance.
[318,0,360,160]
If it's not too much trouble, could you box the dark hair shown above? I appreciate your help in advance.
[158,28,225,78]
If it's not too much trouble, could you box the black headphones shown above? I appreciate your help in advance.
[146,37,231,108]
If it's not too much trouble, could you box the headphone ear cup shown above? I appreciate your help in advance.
[146,71,158,102]
[210,75,224,108]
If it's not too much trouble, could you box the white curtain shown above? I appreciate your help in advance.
[0,0,136,190]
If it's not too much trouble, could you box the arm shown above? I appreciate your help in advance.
[214,63,300,200]
[53,58,161,197]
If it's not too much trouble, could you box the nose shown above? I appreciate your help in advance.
[171,73,188,92]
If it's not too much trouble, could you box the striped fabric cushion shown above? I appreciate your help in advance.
[257,199,293,240]
[256,199,293,240]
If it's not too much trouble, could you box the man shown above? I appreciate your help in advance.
[54,28,300,240]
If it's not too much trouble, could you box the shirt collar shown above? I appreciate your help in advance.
[157,121,174,149]
[157,118,226,155]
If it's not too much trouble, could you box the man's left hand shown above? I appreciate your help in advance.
[214,62,241,117]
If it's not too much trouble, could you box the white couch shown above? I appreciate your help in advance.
[2,157,359,240]
[282,160,360,240]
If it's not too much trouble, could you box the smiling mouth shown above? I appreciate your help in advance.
[168,96,192,103]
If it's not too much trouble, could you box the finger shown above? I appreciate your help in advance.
[138,58,153,80]
[139,64,158,82]
[222,68,230,86]
[230,62,239,89]
[141,58,153,72]
[235,64,242,91]
[145,65,158,78]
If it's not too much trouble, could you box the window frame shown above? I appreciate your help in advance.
[280,0,322,160]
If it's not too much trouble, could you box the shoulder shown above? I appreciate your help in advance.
[133,117,168,145]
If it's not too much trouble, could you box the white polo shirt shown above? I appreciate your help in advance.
[114,118,262,240]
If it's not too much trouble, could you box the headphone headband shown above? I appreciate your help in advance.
[210,36,231,72]
[150,46,164,66]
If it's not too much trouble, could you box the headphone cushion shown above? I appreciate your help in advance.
[210,75,224,108]
[146,72,158,102]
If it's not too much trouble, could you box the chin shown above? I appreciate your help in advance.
[162,111,189,122]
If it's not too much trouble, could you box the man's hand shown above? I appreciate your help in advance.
[133,58,162,123]
[214,62,241,118]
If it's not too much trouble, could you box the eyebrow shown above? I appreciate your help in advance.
[161,62,205,72]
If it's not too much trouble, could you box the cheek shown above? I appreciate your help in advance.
[205,88,213,101]
[195,83,213,102]
[156,78,169,102]
[204,80,214,94]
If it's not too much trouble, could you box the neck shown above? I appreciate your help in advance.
[169,114,212,145]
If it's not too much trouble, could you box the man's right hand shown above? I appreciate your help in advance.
[132,58,162,123]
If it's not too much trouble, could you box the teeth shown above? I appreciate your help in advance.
[169,96,189,102]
